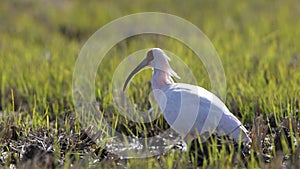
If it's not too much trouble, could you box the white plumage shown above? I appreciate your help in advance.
[123,48,251,144]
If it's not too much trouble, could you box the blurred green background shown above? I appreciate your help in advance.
[1,0,299,120]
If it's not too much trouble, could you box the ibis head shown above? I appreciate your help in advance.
[123,48,179,91]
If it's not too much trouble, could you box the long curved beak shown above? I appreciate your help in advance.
[123,58,148,91]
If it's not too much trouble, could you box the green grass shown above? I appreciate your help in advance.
[0,0,299,168]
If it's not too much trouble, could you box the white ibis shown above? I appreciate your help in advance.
[123,48,251,145]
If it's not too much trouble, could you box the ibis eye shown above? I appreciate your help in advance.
[147,50,154,61]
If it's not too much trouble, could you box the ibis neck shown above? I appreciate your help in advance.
[152,68,174,89]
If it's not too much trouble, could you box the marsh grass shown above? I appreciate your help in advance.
[0,0,299,168]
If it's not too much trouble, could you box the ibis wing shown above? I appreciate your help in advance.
[157,83,251,143]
